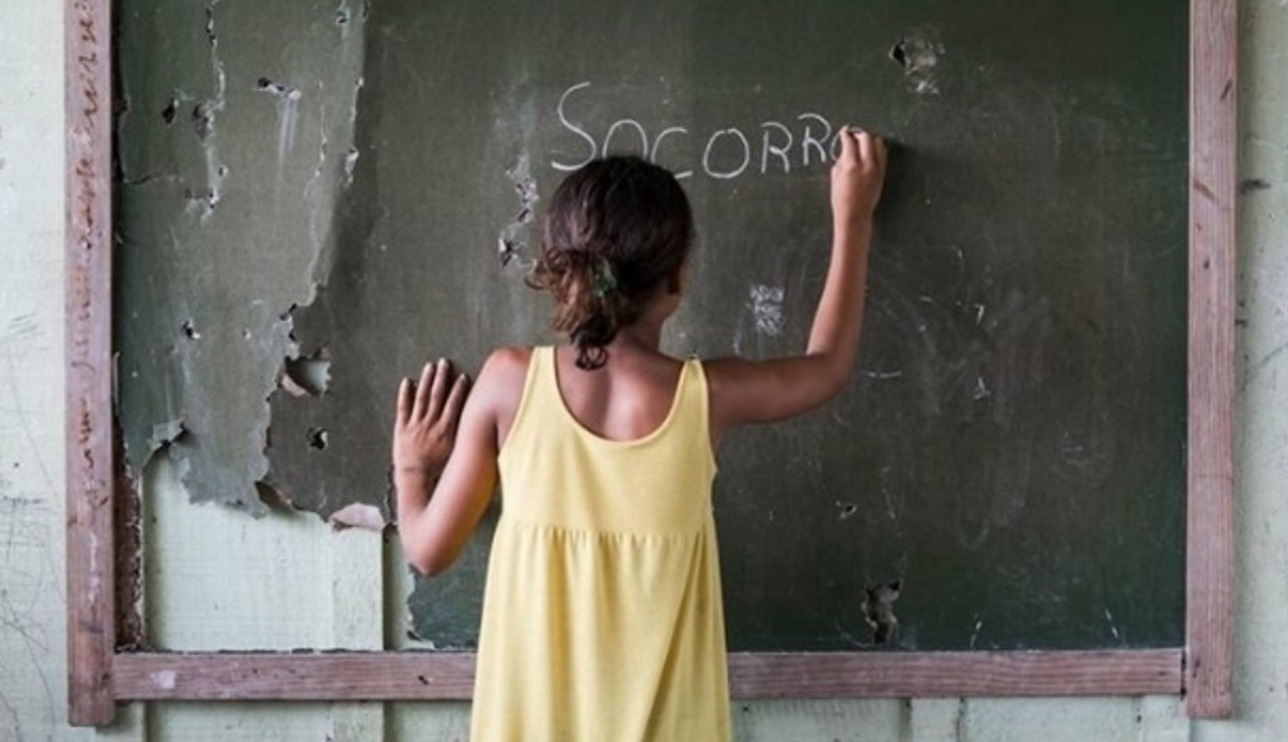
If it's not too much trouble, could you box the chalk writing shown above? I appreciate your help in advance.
[552,82,842,180]
[748,284,786,336]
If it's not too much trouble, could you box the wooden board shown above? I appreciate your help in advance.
[112,649,1182,701]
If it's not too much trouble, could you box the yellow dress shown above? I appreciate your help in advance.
[471,346,731,741]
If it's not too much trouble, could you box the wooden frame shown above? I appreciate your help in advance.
[66,0,1236,726]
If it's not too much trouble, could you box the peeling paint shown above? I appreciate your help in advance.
[342,146,360,187]
[328,502,385,532]
[497,154,539,270]
[117,0,369,516]
[147,419,187,454]
[281,356,331,397]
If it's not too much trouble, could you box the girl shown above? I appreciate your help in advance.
[393,127,887,741]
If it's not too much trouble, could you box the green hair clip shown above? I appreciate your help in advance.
[592,261,619,299]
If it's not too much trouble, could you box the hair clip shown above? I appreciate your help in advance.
[592,261,619,298]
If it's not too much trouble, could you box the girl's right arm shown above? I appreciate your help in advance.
[392,349,526,576]
[706,127,887,442]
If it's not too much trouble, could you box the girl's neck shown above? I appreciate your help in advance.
[610,319,665,352]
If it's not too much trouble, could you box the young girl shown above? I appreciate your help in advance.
[393,127,886,741]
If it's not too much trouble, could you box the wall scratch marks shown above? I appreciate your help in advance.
[0,309,59,736]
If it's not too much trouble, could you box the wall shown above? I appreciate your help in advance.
[1,1,1285,739]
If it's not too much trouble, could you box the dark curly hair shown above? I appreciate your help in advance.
[529,156,693,370]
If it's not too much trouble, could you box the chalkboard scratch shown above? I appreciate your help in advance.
[255,78,303,165]
[1103,607,1122,642]
[969,616,984,649]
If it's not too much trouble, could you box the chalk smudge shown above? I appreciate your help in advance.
[748,284,785,337]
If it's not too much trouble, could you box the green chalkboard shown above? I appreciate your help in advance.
[118,0,1189,653]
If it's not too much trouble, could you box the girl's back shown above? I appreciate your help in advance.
[547,344,684,443]
[474,343,727,740]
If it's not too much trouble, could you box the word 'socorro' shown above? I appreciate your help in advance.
[551,82,844,180]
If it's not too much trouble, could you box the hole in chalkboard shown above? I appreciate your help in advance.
[161,97,179,125]
[862,580,902,645]
[181,319,200,340]
[498,237,522,266]
[889,43,909,69]
[282,356,331,397]
[307,427,329,450]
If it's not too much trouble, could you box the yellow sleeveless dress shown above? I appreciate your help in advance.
[470,346,731,741]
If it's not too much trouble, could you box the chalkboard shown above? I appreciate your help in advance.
[116,0,1189,654]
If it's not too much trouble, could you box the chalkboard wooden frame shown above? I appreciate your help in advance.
[65,0,1235,726]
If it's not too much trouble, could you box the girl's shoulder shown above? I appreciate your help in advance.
[469,347,537,446]
[476,346,535,396]
[482,345,535,372]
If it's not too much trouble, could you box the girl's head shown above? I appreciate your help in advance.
[530,156,693,370]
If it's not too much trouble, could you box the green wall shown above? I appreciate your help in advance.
[2,1,1285,739]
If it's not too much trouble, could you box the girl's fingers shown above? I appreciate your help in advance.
[444,373,470,424]
[411,362,436,420]
[837,125,857,163]
[426,359,451,421]
[396,377,413,426]
[855,129,876,165]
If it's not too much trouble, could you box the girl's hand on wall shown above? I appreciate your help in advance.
[392,359,470,479]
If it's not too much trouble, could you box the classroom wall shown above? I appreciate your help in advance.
[1,1,1284,740]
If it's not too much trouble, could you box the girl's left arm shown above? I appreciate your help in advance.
[392,358,499,576]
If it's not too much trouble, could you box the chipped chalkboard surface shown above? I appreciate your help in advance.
[116,0,1188,651]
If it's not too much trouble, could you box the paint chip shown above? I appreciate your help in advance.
[497,156,539,271]
[328,502,385,532]
[149,670,178,690]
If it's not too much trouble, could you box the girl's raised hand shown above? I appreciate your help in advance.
[830,126,887,231]
[393,359,470,478]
